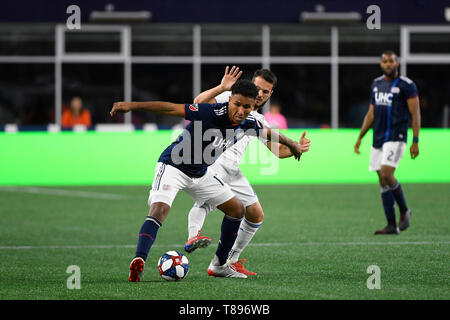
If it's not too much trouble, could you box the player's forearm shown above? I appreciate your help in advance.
[266,142,292,159]
[277,144,293,158]
[128,101,183,116]
[193,85,224,103]
[263,128,297,150]
[358,114,373,140]
[411,112,421,139]
[407,97,421,140]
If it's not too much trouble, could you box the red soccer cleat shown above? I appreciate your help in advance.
[230,259,257,276]
[184,230,212,253]
[129,257,145,282]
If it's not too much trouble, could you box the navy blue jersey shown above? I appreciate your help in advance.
[370,75,418,148]
[158,103,263,178]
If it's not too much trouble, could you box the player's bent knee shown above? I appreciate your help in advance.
[380,172,395,186]
[217,197,245,219]
[245,202,264,223]
[148,202,170,223]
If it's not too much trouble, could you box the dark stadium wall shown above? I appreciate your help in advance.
[0,0,448,23]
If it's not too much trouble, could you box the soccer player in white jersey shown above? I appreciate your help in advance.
[110,80,308,281]
[184,66,310,276]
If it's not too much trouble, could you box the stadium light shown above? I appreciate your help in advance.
[89,3,152,23]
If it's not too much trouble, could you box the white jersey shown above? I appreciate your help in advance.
[214,91,270,169]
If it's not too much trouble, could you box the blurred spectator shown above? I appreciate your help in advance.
[62,96,91,127]
[264,101,288,129]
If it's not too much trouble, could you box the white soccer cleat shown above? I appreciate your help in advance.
[207,256,247,278]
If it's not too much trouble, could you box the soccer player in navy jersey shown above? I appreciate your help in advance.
[354,50,421,235]
[184,67,310,277]
[110,80,309,280]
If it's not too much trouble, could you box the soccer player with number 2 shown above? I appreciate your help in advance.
[354,50,421,235]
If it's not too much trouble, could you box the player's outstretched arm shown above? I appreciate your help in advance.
[354,104,374,154]
[266,131,310,159]
[193,66,242,104]
[266,141,292,158]
[262,128,308,161]
[110,101,185,118]
[407,96,421,159]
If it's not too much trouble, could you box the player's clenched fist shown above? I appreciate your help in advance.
[110,101,133,116]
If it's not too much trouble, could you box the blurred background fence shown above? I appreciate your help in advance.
[0,1,449,130]
[1,1,449,185]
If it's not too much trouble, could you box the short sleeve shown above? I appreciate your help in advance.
[370,82,376,105]
[403,81,418,100]
[184,103,215,121]
[241,118,264,137]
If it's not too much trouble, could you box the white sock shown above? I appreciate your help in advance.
[227,218,262,264]
[187,204,210,239]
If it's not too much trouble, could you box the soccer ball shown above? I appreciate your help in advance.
[157,250,189,281]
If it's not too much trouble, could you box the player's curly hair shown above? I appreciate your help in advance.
[231,79,258,99]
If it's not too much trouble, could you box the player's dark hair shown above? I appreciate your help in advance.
[231,79,258,99]
[252,69,277,89]
[381,50,398,61]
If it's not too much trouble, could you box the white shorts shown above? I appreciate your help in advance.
[148,162,234,208]
[369,141,406,171]
[195,157,259,210]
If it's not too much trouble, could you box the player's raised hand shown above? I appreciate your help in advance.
[110,102,133,117]
[354,138,362,154]
[220,65,243,91]
[410,142,419,159]
[299,131,311,153]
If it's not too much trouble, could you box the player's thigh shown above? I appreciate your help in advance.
[191,201,216,217]
[227,172,259,208]
[208,159,234,185]
[187,163,231,215]
[381,141,406,169]
[148,163,189,208]
[185,171,235,210]
[216,196,245,219]
[369,147,383,172]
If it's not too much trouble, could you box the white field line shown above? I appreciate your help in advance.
[0,187,128,200]
[0,241,449,250]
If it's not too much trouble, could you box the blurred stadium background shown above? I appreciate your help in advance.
[0,0,449,185]
[0,0,449,301]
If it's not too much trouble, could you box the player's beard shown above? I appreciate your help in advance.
[255,98,268,110]
[383,67,398,79]
[253,104,264,113]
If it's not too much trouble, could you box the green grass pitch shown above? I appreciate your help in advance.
[0,184,448,300]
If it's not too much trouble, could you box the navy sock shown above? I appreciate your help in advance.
[381,187,396,226]
[215,215,242,265]
[391,182,408,214]
[135,216,162,261]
